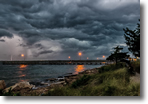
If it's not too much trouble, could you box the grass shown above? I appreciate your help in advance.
[97,62,126,73]
[71,75,91,88]
[131,60,140,73]
[43,62,140,96]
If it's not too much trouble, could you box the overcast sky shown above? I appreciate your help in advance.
[0,0,140,60]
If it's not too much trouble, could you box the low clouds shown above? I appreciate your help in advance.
[0,39,5,42]
[33,50,53,57]
[0,0,140,59]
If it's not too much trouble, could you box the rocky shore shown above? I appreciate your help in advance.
[0,67,100,96]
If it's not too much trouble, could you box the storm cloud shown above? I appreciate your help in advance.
[0,0,140,60]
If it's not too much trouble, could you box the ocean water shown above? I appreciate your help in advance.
[0,65,103,87]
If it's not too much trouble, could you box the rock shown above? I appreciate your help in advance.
[49,81,66,88]
[53,81,66,85]
[0,80,6,90]
[4,81,35,92]
[46,78,57,82]
[30,82,41,86]
[58,76,64,78]
[58,78,64,81]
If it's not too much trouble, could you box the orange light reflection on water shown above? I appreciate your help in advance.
[19,74,26,77]
[18,64,27,78]
[74,65,85,74]
[19,65,27,69]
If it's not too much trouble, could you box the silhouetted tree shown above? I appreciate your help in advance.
[123,19,140,57]
[106,46,129,64]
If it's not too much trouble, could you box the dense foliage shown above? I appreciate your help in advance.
[106,46,129,64]
[123,20,140,57]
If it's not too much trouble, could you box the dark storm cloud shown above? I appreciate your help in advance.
[0,0,140,59]
[0,29,13,38]
[34,43,45,50]
[33,50,53,57]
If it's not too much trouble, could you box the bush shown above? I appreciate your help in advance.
[102,85,116,96]
[71,75,91,88]
[0,88,20,96]
[98,62,126,73]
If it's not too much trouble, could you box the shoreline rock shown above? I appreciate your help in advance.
[0,80,6,90]
[4,81,35,93]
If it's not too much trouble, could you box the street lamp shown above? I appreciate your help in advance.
[68,56,71,60]
[102,55,105,58]
[78,52,82,60]
[21,54,25,61]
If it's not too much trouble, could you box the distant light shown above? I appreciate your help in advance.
[87,57,89,59]
[68,56,71,59]
[102,55,105,58]
[79,52,82,56]
[97,58,99,60]
[21,54,24,57]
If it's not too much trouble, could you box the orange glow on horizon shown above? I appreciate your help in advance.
[97,58,99,60]
[68,56,71,59]
[87,57,89,59]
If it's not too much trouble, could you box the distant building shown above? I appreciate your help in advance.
[128,57,137,61]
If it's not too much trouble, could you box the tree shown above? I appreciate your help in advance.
[106,46,129,64]
[123,20,140,57]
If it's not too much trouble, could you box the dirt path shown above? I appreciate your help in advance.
[130,73,140,83]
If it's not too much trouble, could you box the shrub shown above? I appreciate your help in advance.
[71,75,91,88]
[0,88,20,96]
[102,85,116,96]
[98,62,126,73]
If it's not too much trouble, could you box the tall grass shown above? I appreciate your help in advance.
[98,62,126,73]
[44,67,140,96]
[131,60,140,73]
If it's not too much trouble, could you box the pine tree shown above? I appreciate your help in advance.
[123,20,140,57]
[106,46,129,64]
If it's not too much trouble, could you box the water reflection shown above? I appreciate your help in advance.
[18,65,27,78]
[19,65,27,69]
[74,65,85,74]
[18,74,26,77]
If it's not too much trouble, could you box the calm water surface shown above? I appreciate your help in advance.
[0,65,103,87]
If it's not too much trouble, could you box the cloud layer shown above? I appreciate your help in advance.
[0,0,140,60]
